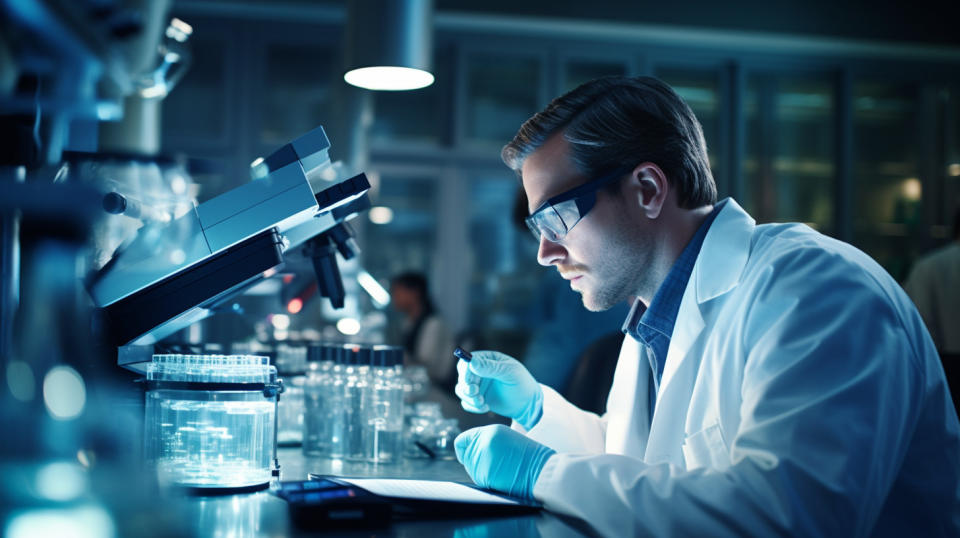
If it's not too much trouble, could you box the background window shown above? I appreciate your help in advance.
[563,59,627,93]
[940,86,960,239]
[260,42,337,147]
[464,54,541,146]
[852,82,921,280]
[745,75,835,233]
[466,173,540,357]
[163,34,230,144]
[656,69,723,196]
[361,174,439,280]
[370,47,452,146]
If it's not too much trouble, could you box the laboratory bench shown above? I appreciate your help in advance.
[180,447,594,537]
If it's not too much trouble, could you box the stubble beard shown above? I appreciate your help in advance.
[579,219,652,312]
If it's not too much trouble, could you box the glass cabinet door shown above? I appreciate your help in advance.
[563,59,628,93]
[259,41,338,147]
[940,86,960,240]
[163,33,231,147]
[656,69,723,196]
[370,47,452,146]
[463,53,542,147]
[744,75,835,234]
[852,82,921,280]
[360,173,440,280]
[466,172,541,357]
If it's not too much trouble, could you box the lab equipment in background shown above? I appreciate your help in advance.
[58,152,198,272]
[433,419,461,460]
[402,365,431,400]
[304,344,338,456]
[363,345,405,463]
[344,345,372,461]
[302,343,407,463]
[404,402,460,460]
[143,354,280,492]
[275,344,308,446]
[304,222,362,309]
[90,125,334,308]
[88,124,372,371]
[414,401,443,420]
[327,346,349,459]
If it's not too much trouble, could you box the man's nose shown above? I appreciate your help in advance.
[537,235,566,266]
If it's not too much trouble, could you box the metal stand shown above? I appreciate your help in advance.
[0,166,25,361]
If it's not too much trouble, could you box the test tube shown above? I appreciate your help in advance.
[453,347,482,390]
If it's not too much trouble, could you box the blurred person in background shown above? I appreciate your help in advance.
[904,206,960,354]
[390,271,456,390]
[904,206,960,413]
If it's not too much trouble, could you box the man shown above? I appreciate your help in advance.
[453,76,960,536]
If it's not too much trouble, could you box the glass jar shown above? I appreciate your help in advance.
[303,344,336,456]
[432,418,460,460]
[275,344,307,445]
[277,374,304,445]
[143,354,279,491]
[402,365,430,400]
[403,402,456,459]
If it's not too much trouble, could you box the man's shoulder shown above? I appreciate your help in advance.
[749,222,869,268]
[744,222,896,296]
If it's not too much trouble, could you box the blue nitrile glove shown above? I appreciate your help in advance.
[454,350,543,430]
[454,425,555,501]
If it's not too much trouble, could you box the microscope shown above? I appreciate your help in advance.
[87,124,371,370]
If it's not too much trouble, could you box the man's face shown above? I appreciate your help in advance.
[521,134,652,311]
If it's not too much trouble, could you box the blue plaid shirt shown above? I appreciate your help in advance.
[621,200,723,421]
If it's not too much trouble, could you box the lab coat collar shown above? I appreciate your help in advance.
[653,198,754,437]
[694,198,755,304]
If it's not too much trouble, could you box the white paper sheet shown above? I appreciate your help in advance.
[338,478,519,505]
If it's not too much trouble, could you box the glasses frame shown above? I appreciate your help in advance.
[524,166,632,242]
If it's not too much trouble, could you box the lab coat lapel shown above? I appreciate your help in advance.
[645,289,705,465]
[605,336,651,456]
[645,199,755,464]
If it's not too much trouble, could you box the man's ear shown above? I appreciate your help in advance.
[626,162,668,219]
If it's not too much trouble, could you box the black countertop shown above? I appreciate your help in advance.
[180,447,595,537]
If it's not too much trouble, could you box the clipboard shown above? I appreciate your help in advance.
[276,475,541,529]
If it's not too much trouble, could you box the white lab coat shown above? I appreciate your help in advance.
[522,198,960,537]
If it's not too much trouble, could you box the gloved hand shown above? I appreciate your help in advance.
[454,350,543,430]
[454,424,555,500]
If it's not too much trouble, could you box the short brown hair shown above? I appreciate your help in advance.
[502,76,716,209]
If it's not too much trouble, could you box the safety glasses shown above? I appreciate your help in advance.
[524,166,631,242]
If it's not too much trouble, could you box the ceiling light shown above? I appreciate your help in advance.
[343,0,434,91]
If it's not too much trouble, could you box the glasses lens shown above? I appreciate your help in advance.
[553,199,582,234]
[527,207,565,242]
[525,218,542,241]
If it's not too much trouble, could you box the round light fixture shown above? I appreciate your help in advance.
[343,0,434,92]
[344,66,434,91]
